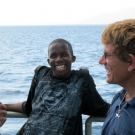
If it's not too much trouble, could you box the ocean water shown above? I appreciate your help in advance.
[0,25,121,135]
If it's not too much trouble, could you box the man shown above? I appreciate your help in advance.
[0,102,6,127]
[99,19,135,135]
[0,38,109,135]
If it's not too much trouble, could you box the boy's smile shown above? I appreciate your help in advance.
[47,42,76,78]
[56,65,65,71]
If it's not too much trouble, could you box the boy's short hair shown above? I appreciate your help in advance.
[48,38,74,56]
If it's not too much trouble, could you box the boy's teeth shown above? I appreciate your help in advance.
[57,65,64,68]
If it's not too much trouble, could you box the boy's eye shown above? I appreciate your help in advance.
[50,54,57,58]
[62,53,68,57]
[49,53,69,59]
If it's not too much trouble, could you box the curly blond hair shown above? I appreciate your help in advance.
[101,19,135,62]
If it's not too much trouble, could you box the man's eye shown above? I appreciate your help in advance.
[104,53,109,56]
[103,52,114,59]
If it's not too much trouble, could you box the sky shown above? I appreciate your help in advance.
[0,0,135,25]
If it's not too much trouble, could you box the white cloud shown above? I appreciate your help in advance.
[77,7,135,25]
[0,0,134,25]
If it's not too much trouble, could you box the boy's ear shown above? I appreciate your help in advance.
[47,59,50,65]
[72,56,76,62]
[128,54,135,71]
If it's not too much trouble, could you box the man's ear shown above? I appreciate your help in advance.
[72,56,76,62]
[128,54,135,71]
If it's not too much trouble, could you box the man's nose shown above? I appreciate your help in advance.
[99,55,105,64]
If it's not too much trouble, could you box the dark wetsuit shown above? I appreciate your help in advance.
[21,67,109,135]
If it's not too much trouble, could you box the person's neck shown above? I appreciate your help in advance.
[121,77,135,101]
[125,89,135,101]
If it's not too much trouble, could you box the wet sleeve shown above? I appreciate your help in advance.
[82,75,110,116]
[22,75,36,116]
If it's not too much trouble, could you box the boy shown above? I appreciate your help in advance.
[0,38,109,135]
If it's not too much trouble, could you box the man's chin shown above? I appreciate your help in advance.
[106,78,112,84]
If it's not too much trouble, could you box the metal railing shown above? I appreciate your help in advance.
[85,116,105,135]
[6,111,105,135]
[7,111,27,118]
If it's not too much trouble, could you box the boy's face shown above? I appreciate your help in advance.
[47,42,76,78]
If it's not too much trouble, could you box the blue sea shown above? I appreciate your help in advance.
[0,25,121,135]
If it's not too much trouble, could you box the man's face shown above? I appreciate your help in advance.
[99,44,130,86]
[48,43,76,78]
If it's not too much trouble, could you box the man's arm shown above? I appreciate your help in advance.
[5,102,23,113]
[0,102,24,127]
[0,102,6,127]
